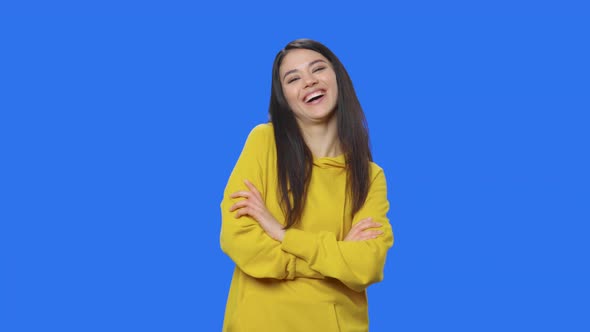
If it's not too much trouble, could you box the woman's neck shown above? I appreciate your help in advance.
[297,115,342,158]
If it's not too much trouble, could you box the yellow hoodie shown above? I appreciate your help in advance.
[220,123,393,332]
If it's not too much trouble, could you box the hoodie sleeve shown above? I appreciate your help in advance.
[219,125,324,280]
[280,167,394,292]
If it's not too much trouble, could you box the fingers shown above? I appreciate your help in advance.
[230,180,262,200]
[345,229,384,242]
[344,217,385,241]
[355,229,384,238]
[230,201,259,219]
[234,208,252,219]
[243,179,262,199]
[363,230,384,238]
[229,180,263,219]
[229,200,249,212]
[351,218,382,232]
[230,191,252,199]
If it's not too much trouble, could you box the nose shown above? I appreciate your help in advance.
[303,74,318,88]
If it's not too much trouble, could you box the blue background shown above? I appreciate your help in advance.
[2,2,589,331]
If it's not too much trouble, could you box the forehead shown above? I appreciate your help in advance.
[279,49,330,75]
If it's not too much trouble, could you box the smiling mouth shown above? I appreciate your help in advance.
[304,90,326,104]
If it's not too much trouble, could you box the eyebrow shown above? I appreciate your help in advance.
[282,59,328,81]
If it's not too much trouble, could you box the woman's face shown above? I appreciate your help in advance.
[279,49,338,126]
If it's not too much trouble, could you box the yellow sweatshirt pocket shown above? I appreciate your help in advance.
[229,296,341,332]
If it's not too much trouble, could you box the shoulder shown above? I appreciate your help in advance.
[241,123,275,158]
[368,161,387,183]
[249,122,274,136]
[246,122,274,143]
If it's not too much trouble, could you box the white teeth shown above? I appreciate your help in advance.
[304,91,325,103]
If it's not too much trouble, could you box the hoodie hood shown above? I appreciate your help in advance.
[313,154,346,169]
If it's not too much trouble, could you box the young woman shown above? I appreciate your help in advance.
[220,39,394,332]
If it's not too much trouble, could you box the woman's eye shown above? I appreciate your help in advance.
[312,66,326,73]
[287,77,300,84]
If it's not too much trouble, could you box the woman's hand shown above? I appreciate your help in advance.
[229,179,286,242]
[344,217,383,241]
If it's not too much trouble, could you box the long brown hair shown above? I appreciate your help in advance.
[269,39,372,229]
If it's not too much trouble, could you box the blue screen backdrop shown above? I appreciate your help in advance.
[1,2,589,331]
